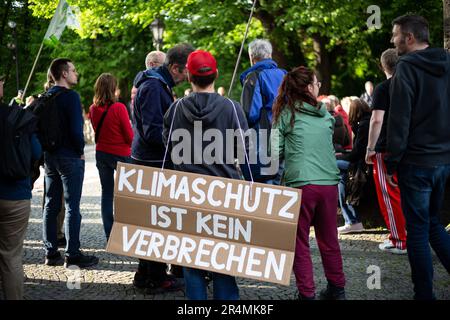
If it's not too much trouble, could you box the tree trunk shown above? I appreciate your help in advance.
[445,0,450,51]
[312,33,332,95]
[254,9,306,70]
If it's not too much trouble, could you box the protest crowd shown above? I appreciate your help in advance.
[1,13,450,301]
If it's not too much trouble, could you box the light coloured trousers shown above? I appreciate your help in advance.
[0,199,30,300]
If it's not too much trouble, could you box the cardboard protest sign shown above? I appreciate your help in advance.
[106,162,302,285]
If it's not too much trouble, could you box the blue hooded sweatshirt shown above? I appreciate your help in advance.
[131,65,175,162]
[239,59,286,127]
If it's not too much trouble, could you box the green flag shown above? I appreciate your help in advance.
[44,0,80,46]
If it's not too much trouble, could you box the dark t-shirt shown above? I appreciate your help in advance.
[371,78,391,152]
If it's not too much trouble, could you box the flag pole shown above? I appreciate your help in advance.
[227,0,258,99]
[22,40,45,100]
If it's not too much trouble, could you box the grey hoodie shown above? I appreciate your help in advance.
[163,92,249,179]
[385,47,450,174]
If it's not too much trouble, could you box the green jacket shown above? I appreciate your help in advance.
[271,101,339,187]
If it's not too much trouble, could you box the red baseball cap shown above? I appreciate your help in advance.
[186,50,217,76]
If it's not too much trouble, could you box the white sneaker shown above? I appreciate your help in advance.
[378,240,407,254]
[338,222,365,234]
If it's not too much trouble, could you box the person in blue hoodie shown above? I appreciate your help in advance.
[240,39,286,184]
[386,14,450,300]
[131,43,194,294]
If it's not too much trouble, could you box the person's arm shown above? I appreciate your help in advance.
[30,133,42,162]
[117,103,133,146]
[67,91,85,157]
[240,71,263,126]
[270,114,286,163]
[365,110,384,164]
[162,100,178,148]
[136,81,166,146]
[385,64,414,175]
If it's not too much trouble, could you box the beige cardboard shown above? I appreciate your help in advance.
[107,162,302,285]
[114,195,297,251]
[108,223,295,285]
[114,162,301,223]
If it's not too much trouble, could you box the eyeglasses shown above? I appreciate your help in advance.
[313,81,322,89]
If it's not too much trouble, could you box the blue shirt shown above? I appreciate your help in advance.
[47,86,85,158]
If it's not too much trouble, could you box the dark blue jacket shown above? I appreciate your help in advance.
[132,66,175,162]
[47,86,85,158]
[0,133,42,200]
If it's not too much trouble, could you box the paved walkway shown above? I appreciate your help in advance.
[12,146,450,300]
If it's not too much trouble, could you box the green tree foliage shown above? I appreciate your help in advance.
[1,0,444,107]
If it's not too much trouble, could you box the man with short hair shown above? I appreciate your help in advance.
[360,81,374,107]
[42,58,98,268]
[386,14,450,300]
[145,50,166,69]
[131,43,194,293]
[240,39,286,183]
[365,48,407,254]
[163,50,248,300]
[130,51,167,116]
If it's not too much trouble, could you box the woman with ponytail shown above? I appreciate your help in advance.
[271,66,346,300]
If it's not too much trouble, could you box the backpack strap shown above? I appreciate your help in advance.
[95,104,112,144]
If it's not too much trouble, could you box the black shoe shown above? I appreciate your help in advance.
[319,283,346,300]
[298,293,316,300]
[57,237,67,248]
[145,277,185,294]
[133,271,150,289]
[64,253,99,269]
[44,252,64,266]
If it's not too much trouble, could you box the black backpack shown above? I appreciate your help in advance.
[0,103,38,180]
[29,89,66,152]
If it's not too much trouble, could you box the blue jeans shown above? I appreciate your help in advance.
[337,160,360,225]
[183,268,239,300]
[398,163,450,300]
[96,151,130,240]
[43,154,85,257]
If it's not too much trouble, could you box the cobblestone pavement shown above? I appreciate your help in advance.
[14,146,450,300]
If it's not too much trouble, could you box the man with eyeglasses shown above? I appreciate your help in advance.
[131,43,194,294]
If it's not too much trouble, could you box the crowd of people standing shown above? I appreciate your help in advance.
[0,14,449,301]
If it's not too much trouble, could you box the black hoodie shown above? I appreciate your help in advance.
[385,48,450,174]
[163,92,249,179]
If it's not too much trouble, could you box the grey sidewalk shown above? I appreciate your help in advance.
[18,145,450,300]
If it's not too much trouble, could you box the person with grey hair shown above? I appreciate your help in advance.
[130,51,167,116]
[145,50,166,69]
[240,39,286,184]
[365,48,407,255]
